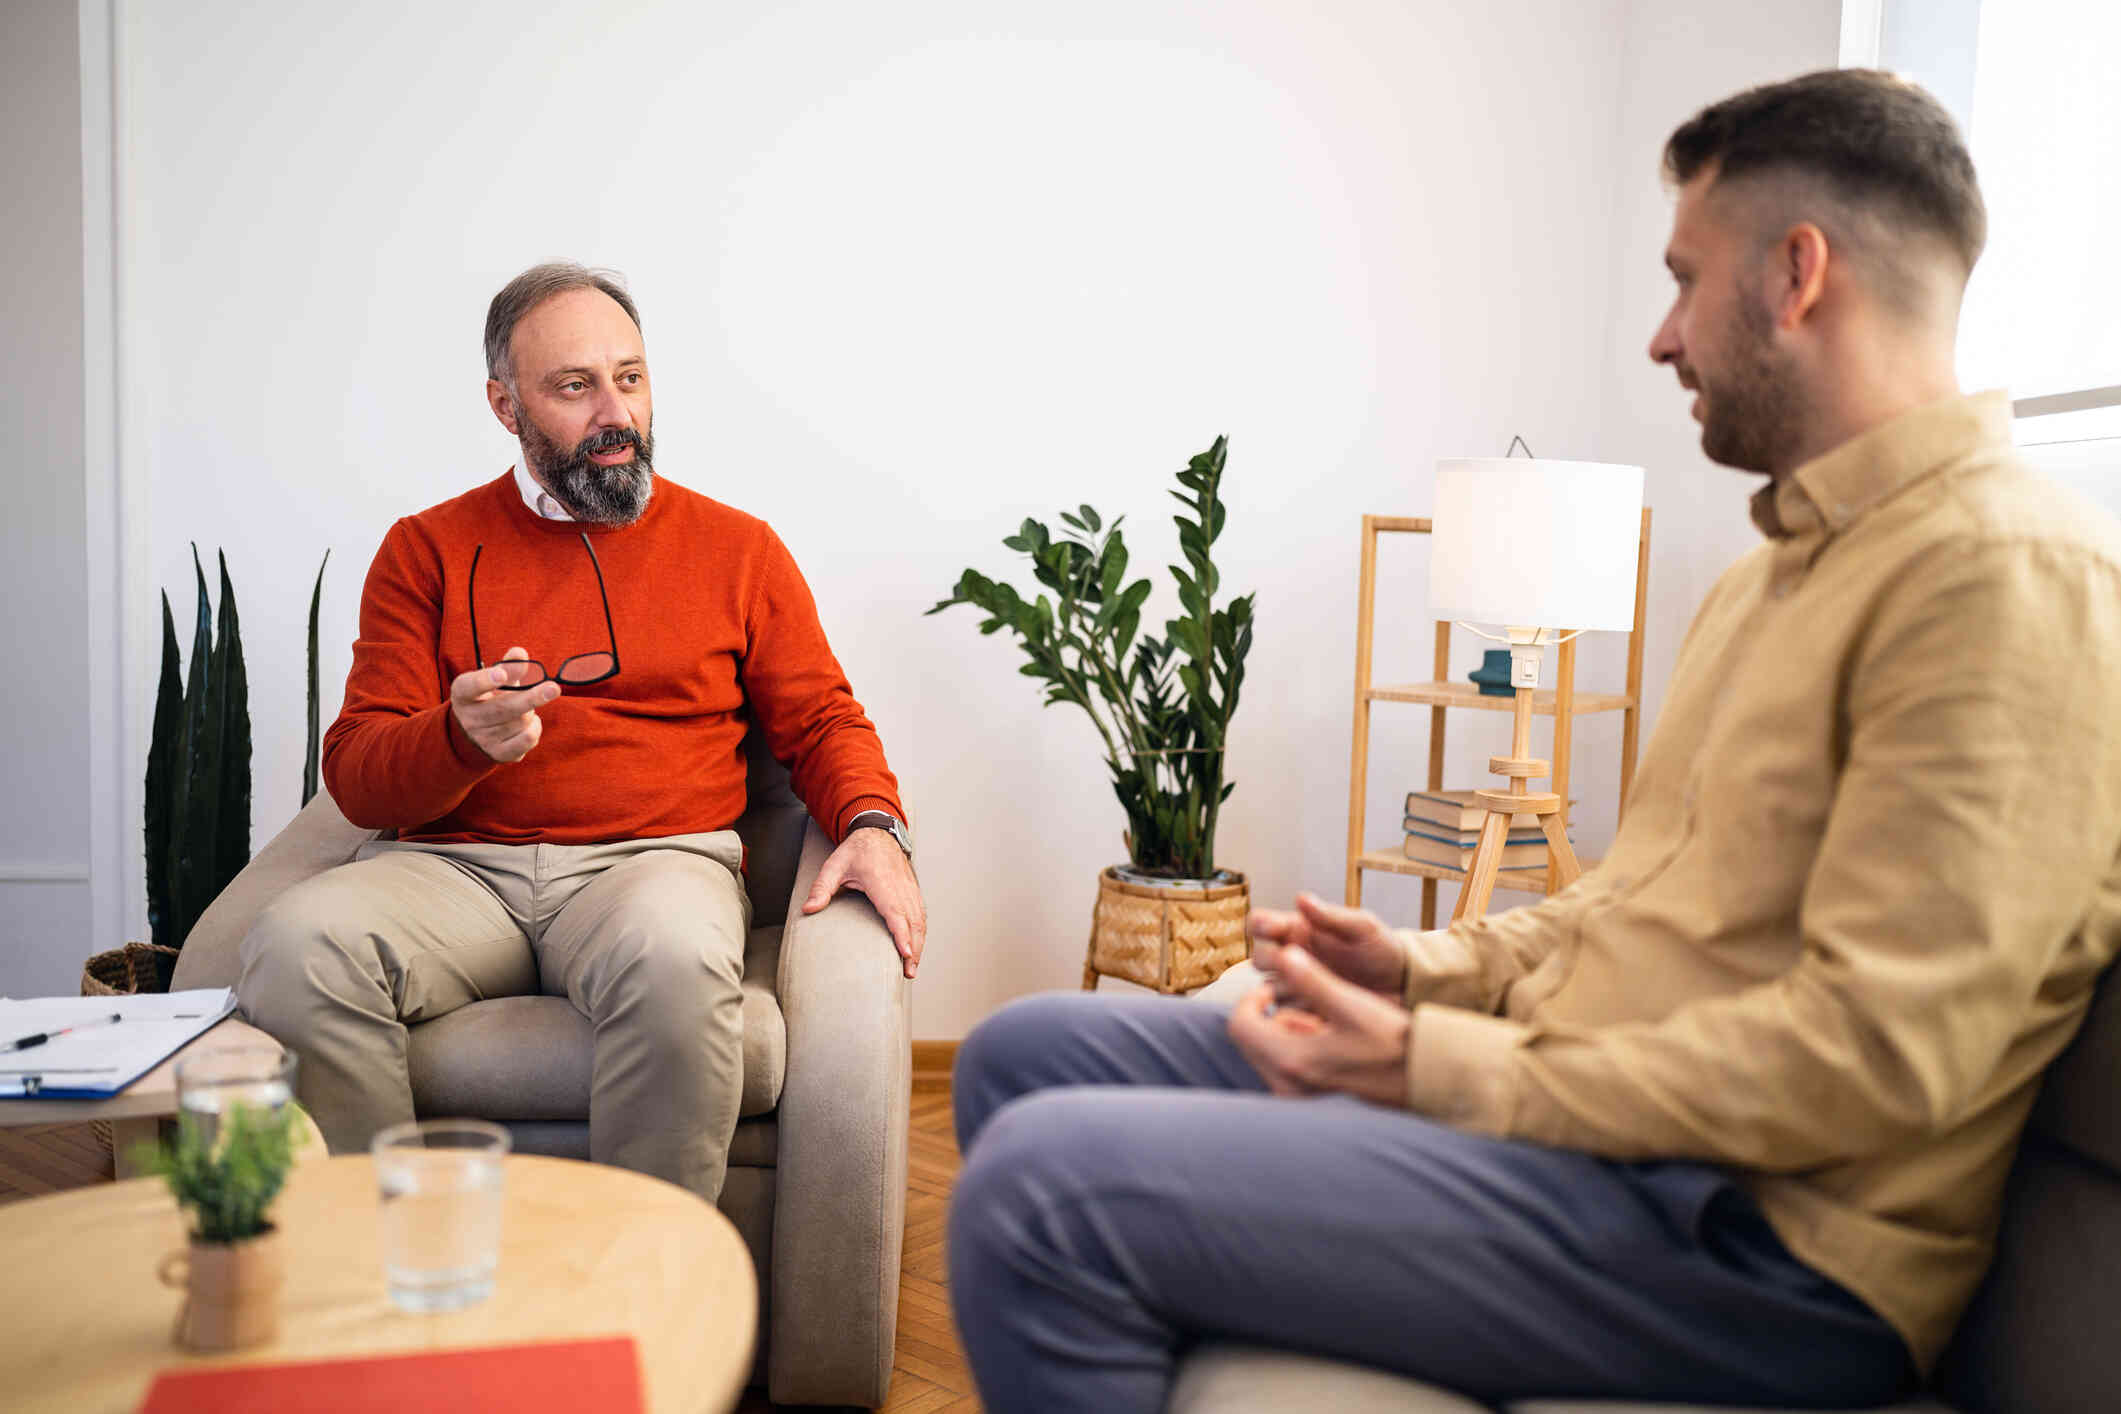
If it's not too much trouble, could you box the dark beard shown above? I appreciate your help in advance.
[520,416,656,525]
[1696,294,1804,476]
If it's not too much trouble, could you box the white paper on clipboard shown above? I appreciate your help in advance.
[0,989,238,1098]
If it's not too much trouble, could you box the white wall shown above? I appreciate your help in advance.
[1584,0,1842,765]
[1349,0,1843,955]
[0,0,94,997]
[46,0,1844,1033]
[106,0,1646,1035]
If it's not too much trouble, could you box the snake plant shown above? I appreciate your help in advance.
[303,550,329,807]
[145,547,251,984]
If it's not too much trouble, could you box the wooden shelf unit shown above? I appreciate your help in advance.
[1350,847,1601,896]
[1345,509,1651,927]
[1365,681,1635,714]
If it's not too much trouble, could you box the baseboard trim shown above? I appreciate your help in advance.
[911,1040,957,1091]
[0,863,91,883]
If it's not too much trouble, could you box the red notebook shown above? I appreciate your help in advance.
[137,1335,643,1413]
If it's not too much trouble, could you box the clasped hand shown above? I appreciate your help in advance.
[1228,892,1413,1106]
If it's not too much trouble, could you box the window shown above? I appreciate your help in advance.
[1845,0,2121,461]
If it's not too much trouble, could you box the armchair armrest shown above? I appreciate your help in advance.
[769,819,912,1406]
[172,790,380,991]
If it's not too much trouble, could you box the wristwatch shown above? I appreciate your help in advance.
[847,810,914,859]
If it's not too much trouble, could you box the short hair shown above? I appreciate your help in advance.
[1664,69,1985,277]
[483,262,643,384]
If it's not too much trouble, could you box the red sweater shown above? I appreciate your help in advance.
[322,471,903,845]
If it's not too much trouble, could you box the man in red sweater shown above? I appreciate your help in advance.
[237,263,923,1200]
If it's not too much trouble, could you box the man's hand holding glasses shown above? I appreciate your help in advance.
[451,646,561,764]
[455,531,622,764]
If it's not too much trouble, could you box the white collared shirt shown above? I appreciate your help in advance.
[513,464,574,522]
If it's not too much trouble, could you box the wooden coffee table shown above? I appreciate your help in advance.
[0,1153,757,1413]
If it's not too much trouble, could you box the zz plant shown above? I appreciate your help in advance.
[930,436,1254,879]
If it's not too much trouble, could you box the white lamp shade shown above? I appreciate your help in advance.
[1428,458,1644,633]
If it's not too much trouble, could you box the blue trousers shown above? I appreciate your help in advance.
[948,993,1913,1413]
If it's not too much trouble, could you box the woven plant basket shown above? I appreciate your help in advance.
[82,941,179,999]
[77,942,179,1154]
[1082,867,1250,995]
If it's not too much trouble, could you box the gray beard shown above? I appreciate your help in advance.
[520,415,656,525]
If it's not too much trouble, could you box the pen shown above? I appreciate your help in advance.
[5,1013,122,1052]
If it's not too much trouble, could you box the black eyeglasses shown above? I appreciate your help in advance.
[468,532,621,689]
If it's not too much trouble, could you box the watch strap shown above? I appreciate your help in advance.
[846,810,913,857]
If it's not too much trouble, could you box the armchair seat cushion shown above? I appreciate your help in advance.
[1510,1402,1954,1412]
[406,926,789,1122]
[1170,1344,1489,1413]
[1173,1347,1956,1413]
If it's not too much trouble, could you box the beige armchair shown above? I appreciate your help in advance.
[171,729,911,1407]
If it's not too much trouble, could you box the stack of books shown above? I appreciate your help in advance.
[1402,790,1571,876]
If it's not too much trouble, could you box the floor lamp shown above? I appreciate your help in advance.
[1428,456,1644,922]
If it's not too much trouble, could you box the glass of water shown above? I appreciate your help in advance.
[174,1044,297,1147]
[371,1118,511,1313]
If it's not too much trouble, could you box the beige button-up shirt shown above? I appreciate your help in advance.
[1397,391,2121,1371]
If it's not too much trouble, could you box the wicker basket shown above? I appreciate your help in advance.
[1081,867,1250,995]
[81,941,179,998]
[76,941,179,1155]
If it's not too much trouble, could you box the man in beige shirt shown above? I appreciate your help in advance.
[947,70,2121,1413]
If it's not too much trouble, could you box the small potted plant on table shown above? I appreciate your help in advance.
[143,1100,305,1351]
[930,436,1256,993]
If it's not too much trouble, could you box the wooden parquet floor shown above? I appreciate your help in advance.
[0,1086,978,1413]
[0,1122,116,1201]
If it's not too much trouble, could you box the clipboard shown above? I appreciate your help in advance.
[0,989,238,1099]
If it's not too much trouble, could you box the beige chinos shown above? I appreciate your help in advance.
[236,830,750,1201]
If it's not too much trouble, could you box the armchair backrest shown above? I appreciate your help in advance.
[734,720,809,930]
[1933,963,2121,1411]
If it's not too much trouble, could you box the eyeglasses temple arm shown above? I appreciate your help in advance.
[579,531,619,671]
[468,543,487,670]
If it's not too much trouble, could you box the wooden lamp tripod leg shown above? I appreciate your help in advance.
[1452,808,1515,922]
[1540,814,1582,890]
[1456,681,1566,922]
[1082,885,1102,990]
